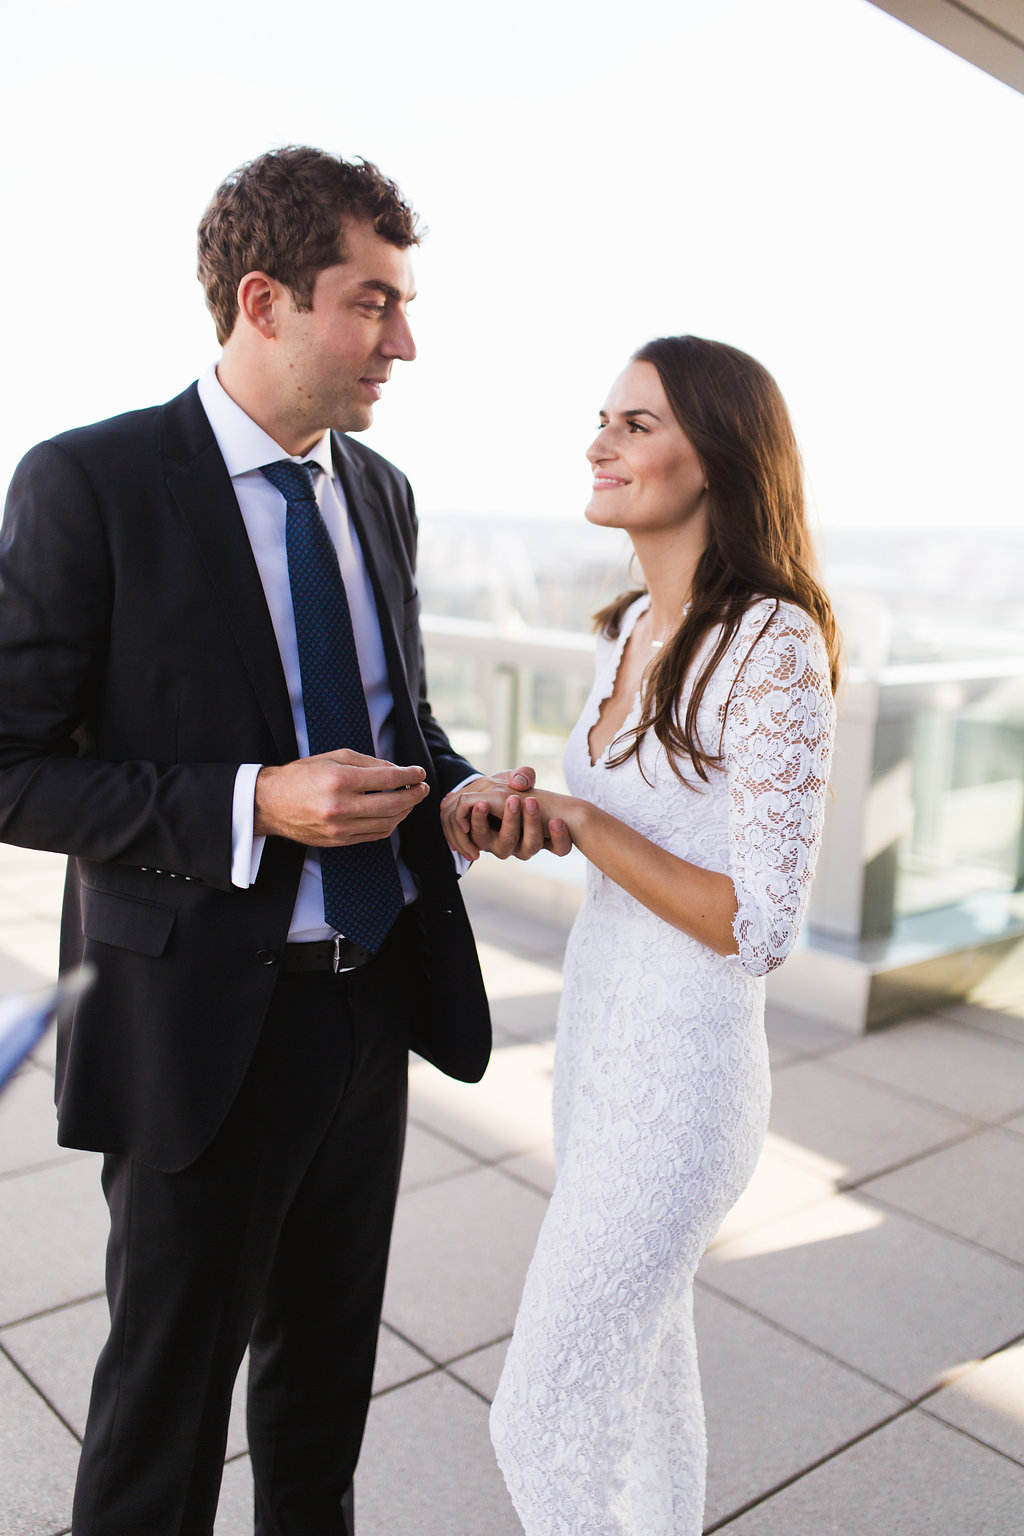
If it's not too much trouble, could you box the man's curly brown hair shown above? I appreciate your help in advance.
[197,146,421,346]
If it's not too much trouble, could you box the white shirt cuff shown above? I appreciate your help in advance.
[231,763,266,888]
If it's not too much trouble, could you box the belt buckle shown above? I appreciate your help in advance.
[332,936,343,974]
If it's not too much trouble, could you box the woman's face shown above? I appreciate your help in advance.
[585,360,707,535]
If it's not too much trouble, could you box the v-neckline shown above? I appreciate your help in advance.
[585,594,651,769]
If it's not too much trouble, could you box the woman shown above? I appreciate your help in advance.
[444,335,839,1535]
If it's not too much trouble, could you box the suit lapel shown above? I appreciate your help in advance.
[332,434,427,766]
[161,387,298,763]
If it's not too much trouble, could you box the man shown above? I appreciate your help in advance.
[0,147,561,1534]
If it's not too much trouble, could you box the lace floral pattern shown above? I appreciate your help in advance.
[490,595,835,1535]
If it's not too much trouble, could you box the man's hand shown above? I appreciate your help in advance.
[440,768,573,862]
[254,749,429,845]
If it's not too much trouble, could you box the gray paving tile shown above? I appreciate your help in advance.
[218,1371,518,1534]
[863,1127,1024,1264]
[1,1295,106,1438]
[714,1407,1024,1535]
[488,989,560,1043]
[374,1324,436,1393]
[0,1350,81,1536]
[937,997,1024,1047]
[474,939,562,1004]
[827,1018,1024,1121]
[408,1041,554,1161]
[695,1288,903,1528]
[213,1454,253,1536]
[0,890,31,922]
[763,1004,849,1059]
[495,1144,556,1197]
[463,879,574,968]
[31,1022,58,1072]
[474,937,562,1043]
[383,1165,546,1362]
[1,1296,249,1458]
[710,1142,835,1247]
[358,1370,521,1535]
[448,1338,509,1403]
[767,1059,974,1185]
[0,1064,77,1176]
[400,1122,479,1193]
[700,1192,1024,1398]
[923,1339,1024,1463]
[0,845,66,880]
[0,858,68,915]
[0,946,55,995]
[0,916,60,973]
[0,1157,107,1324]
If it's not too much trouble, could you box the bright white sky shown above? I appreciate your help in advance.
[2,0,1022,532]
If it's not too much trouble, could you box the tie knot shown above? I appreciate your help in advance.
[260,459,320,504]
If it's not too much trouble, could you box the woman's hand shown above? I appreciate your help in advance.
[441,779,574,862]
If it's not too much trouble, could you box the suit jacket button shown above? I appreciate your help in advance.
[255,949,278,966]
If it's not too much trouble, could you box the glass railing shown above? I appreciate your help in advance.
[423,616,1024,943]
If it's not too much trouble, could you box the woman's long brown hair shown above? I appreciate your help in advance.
[594,335,840,782]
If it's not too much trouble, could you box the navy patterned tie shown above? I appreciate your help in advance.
[260,459,405,954]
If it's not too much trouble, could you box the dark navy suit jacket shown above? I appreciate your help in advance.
[0,383,490,1170]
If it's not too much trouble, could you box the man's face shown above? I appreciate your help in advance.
[276,219,417,435]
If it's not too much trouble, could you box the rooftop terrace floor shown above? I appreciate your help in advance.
[1,843,1023,1534]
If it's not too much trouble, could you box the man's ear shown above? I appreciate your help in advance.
[235,271,283,339]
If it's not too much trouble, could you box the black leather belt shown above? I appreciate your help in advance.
[281,936,373,974]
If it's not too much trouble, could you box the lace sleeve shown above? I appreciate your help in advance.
[723,603,836,977]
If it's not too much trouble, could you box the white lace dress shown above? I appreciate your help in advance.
[490,595,836,1535]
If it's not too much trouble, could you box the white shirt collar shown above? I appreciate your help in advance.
[196,364,335,480]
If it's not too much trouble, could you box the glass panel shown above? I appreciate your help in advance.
[896,705,1024,917]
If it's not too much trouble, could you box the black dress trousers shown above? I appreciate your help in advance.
[71,914,417,1536]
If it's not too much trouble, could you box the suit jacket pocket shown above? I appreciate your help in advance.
[80,884,176,957]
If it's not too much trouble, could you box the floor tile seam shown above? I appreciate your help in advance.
[438,1329,514,1371]
[371,1361,441,1398]
[0,1287,105,1331]
[404,1114,553,1176]
[935,1016,1024,1050]
[913,1013,1024,1056]
[491,1029,558,1047]
[898,1326,1024,1406]
[836,1121,1002,1193]
[442,1362,492,1407]
[814,1056,1022,1121]
[692,1277,913,1402]
[766,1040,859,1072]
[704,1185,842,1254]
[854,1189,1024,1271]
[378,1318,447,1371]
[0,1336,83,1444]
[470,926,570,964]
[0,1149,95,1184]
[400,1162,494,1197]
[915,1402,1024,1470]
[702,1399,921,1533]
[404,1114,499,1165]
[931,1006,1024,1043]
[767,1034,868,1066]
[488,1159,554,1199]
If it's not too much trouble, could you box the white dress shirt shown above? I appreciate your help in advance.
[196,365,419,942]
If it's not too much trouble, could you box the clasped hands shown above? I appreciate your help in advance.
[252,749,573,862]
[440,770,573,863]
